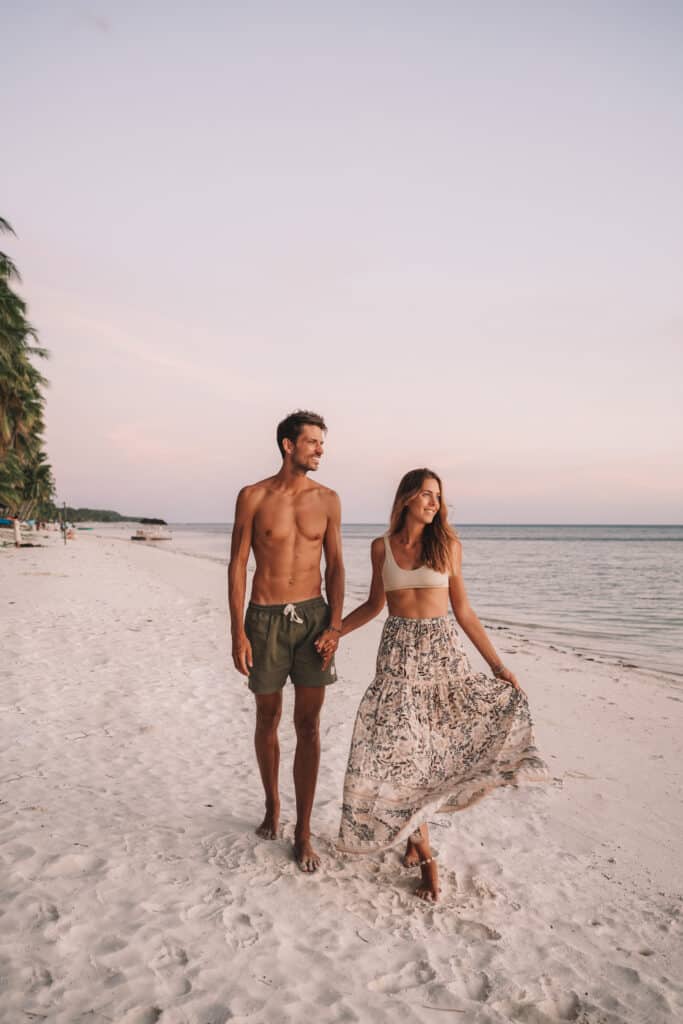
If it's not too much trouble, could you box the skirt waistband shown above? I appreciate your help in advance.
[385,614,450,625]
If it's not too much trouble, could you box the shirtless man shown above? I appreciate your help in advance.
[228,410,344,872]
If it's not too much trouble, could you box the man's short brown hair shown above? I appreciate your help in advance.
[276,410,327,458]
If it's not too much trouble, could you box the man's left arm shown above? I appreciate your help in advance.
[316,491,345,667]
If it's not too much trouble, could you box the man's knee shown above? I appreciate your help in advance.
[294,711,321,741]
[255,700,282,734]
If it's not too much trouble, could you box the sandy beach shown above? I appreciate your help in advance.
[2,530,682,1024]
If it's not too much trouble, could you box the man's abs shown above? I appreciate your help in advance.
[250,531,326,604]
[250,563,323,605]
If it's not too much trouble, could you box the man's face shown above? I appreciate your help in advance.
[406,477,440,524]
[288,426,325,473]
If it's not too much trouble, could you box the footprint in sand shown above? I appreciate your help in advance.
[368,959,437,994]
[118,1008,163,1024]
[465,972,492,1002]
[5,841,35,862]
[454,919,501,941]
[41,851,107,878]
[446,962,492,1003]
[92,935,128,956]
[149,945,188,971]
[204,833,253,871]
[538,989,582,1021]
[182,883,230,923]
[507,990,582,1023]
[148,943,192,997]
[204,833,285,885]
[222,908,261,950]
[20,964,53,991]
[456,870,498,901]
[27,901,59,929]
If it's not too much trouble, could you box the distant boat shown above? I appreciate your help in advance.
[131,527,172,542]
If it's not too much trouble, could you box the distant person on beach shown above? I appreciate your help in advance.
[228,410,345,872]
[324,468,547,901]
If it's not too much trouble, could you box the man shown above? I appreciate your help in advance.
[228,410,344,872]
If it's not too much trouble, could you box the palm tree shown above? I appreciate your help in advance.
[0,217,54,518]
[18,451,55,520]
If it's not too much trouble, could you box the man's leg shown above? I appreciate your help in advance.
[254,691,283,839]
[292,685,326,871]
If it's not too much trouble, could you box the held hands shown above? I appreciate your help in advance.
[232,632,253,677]
[314,627,341,670]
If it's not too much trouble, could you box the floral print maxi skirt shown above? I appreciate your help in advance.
[337,615,548,854]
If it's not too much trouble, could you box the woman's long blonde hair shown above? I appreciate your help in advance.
[388,468,457,573]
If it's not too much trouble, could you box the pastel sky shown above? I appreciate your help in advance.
[5,2,682,523]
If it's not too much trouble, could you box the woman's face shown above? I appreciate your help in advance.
[405,477,441,524]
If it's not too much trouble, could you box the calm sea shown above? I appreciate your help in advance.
[167,523,683,681]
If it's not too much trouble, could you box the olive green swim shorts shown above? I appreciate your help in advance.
[244,596,337,695]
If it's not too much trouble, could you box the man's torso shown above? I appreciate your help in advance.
[249,479,331,604]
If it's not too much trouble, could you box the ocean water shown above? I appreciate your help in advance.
[166,522,683,680]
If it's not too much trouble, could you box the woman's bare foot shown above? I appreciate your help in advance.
[294,835,321,873]
[409,825,440,901]
[255,802,280,839]
[402,835,421,868]
[415,857,440,902]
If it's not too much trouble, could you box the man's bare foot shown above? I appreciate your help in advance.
[294,835,321,873]
[415,857,440,902]
[255,804,280,840]
[402,835,421,868]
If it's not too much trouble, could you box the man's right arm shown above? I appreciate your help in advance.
[228,486,256,676]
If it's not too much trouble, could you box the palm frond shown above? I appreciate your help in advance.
[0,252,21,282]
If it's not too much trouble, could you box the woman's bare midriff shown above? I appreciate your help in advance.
[386,587,449,619]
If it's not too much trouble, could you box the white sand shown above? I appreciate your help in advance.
[2,531,682,1024]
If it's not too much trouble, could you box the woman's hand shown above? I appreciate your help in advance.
[314,628,340,669]
[492,664,523,691]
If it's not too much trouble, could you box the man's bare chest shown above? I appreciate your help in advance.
[254,498,327,545]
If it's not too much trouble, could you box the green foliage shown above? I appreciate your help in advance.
[36,506,167,524]
[0,218,55,517]
[64,507,129,522]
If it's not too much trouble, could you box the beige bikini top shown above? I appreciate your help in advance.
[381,534,450,593]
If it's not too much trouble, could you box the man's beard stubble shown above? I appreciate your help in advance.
[292,457,317,475]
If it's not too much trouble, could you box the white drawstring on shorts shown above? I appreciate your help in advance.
[283,603,304,624]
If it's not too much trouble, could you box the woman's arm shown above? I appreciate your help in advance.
[314,538,386,658]
[448,540,521,689]
[315,492,346,668]
[340,537,387,638]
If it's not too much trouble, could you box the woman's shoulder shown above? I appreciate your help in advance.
[448,535,463,574]
[370,535,387,559]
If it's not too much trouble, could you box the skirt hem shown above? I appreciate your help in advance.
[336,764,548,856]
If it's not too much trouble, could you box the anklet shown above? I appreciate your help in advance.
[418,856,436,866]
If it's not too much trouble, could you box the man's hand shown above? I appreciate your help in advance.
[232,632,253,677]
[314,628,340,670]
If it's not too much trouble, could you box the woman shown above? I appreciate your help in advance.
[333,468,547,901]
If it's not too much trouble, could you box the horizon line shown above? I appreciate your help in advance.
[166,521,683,528]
